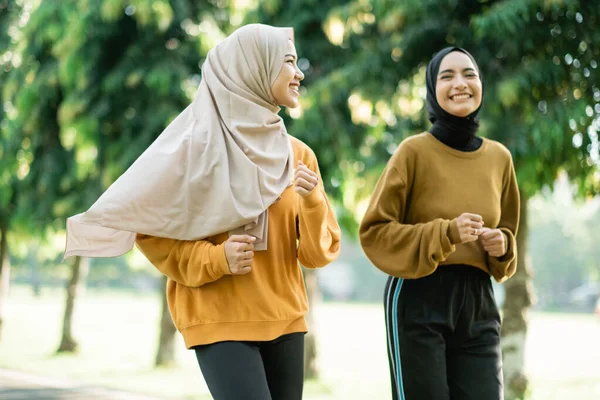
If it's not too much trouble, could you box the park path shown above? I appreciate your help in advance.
[0,368,164,400]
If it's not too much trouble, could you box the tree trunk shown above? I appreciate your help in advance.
[31,262,41,297]
[0,227,10,341]
[303,268,321,380]
[501,189,535,400]
[57,256,89,353]
[29,245,41,297]
[155,275,177,367]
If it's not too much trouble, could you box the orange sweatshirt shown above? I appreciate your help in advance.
[359,132,519,283]
[136,136,341,347]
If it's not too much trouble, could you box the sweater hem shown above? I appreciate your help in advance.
[181,316,308,348]
[439,261,491,276]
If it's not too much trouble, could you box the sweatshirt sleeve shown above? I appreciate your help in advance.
[359,143,459,279]
[296,151,341,269]
[135,234,231,287]
[488,156,520,283]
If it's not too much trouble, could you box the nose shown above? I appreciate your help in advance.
[295,65,305,81]
[454,75,467,90]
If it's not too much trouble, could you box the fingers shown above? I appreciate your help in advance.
[294,162,317,197]
[295,186,310,197]
[483,246,504,257]
[466,220,484,229]
[462,213,483,223]
[224,235,257,275]
[235,255,253,266]
[458,221,483,240]
[294,177,314,190]
[230,250,254,275]
[461,220,483,233]
[466,224,483,236]
[227,234,256,243]
[236,266,252,275]
[478,228,506,257]
[479,229,502,243]
[480,229,500,241]
[295,160,318,178]
[238,250,254,260]
[295,170,318,188]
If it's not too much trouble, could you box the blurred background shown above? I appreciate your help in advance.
[1,0,599,399]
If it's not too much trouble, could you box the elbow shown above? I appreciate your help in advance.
[299,231,341,269]
[299,244,340,269]
[300,260,327,269]
[299,250,339,269]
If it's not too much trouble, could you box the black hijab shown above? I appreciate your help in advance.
[426,47,483,152]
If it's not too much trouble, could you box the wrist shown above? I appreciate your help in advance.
[301,187,324,208]
[448,219,461,244]
[214,244,233,276]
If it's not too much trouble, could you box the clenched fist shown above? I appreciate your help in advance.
[456,213,484,243]
[478,228,507,258]
[294,160,318,197]
[224,235,255,275]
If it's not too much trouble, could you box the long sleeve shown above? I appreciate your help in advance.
[487,157,520,283]
[135,234,231,287]
[297,155,341,269]
[359,145,459,279]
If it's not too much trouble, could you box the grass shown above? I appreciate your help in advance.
[0,286,599,399]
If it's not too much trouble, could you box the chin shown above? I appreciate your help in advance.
[284,99,300,109]
[448,107,475,118]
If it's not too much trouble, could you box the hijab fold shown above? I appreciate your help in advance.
[64,24,294,259]
[425,47,483,151]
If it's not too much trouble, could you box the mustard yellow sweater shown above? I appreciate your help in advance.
[136,136,341,347]
[359,132,519,283]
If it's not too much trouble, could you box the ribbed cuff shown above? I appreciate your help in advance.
[496,229,514,262]
[210,244,232,276]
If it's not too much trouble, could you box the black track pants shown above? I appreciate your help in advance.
[384,264,503,400]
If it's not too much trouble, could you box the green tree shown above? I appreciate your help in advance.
[4,0,236,362]
[0,0,25,341]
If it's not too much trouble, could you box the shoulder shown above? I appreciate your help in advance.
[389,132,430,164]
[289,135,318,164]
[483,138,514,163]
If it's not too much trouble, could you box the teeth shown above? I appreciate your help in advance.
[452,94,470,100]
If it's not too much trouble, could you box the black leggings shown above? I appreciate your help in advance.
[384,264,503,400]
[194,332,305,400]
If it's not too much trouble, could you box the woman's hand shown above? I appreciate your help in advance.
[456,213,484,243]
[294,160,318,197]
[478,228,507,257]
[224,235,255,275]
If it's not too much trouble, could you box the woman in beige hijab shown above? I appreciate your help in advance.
[65,24,340,400]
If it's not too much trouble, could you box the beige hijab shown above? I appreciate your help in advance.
[64,24,295,259]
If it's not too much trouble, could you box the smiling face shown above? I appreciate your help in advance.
[271,39,305,108]
[435,51,482,117]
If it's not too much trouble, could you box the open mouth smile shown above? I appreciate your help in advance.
[450,93,472,101]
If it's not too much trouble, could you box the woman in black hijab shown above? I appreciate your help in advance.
[360,48,520,400]
[426,47,483,151]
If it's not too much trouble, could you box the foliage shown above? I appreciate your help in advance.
[246,0,600,234]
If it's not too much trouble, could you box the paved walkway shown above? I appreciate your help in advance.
[0,369,163,400]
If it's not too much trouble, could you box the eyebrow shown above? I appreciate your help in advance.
[438,67,477,75]
[285,54,297,59]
